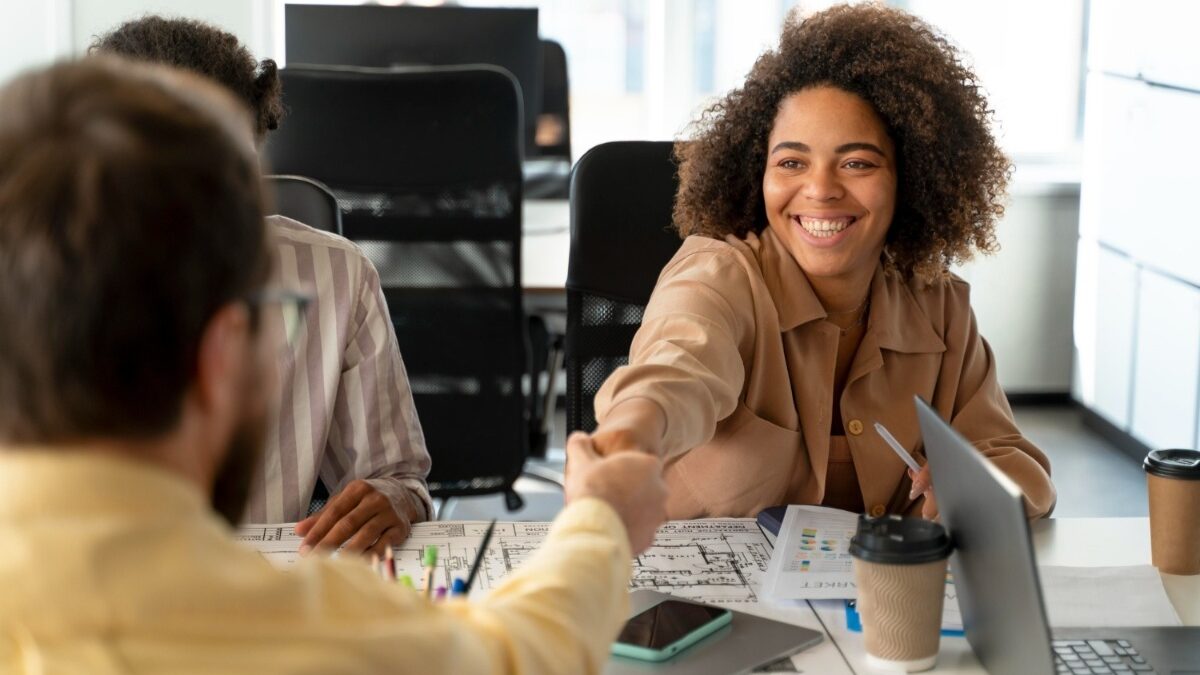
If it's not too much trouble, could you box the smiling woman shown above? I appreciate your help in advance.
[584,4,1057,523]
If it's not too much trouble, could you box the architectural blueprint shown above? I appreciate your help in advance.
[237,519,773,605]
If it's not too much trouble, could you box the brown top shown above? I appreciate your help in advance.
[595,229,1055,520]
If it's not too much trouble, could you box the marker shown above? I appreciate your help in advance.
[874,421,924,474]
[422,545,438,598]
[451,578,467,597]
[385,547,397,581]
[370,553,381,577]
[435,586,447,601]
[399,574,414,589]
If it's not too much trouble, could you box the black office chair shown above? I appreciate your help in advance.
[266,64,531,509]
[565,141,684,434]
[264,174,343,236]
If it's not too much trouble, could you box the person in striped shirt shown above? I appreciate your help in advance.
[92,17,433,556]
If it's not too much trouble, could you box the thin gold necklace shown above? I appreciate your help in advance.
[827,297,870,336]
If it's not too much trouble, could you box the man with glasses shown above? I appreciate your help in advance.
[0,56,667,673]
[91,17,433,556]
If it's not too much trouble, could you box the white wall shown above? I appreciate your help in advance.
[0,0,274,81]
[71,0,273,58]
[955,181,1081,393]
[0,0,72,83]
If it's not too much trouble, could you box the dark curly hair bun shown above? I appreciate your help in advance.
[674,4,1011,281]
[254,59,283,132]
[91,16,286,140]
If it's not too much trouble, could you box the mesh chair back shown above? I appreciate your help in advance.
[265,65,528,498]
[265,174,343,235]
[566,141,683,433]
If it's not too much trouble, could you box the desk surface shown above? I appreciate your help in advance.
[806,517,1198,674]
[522,199,570,293]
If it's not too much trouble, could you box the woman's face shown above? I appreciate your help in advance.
[762,86,897,283]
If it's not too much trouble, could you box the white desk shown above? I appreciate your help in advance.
[807,518,1199,674]
[522,198,570,293]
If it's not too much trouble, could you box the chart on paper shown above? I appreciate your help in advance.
[762,505,860,600]
[237,518,774,605]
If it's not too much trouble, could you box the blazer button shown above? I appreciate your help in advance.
[869,504,886,517]
[847,419,864,435]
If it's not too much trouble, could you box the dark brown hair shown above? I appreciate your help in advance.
[91,16,284,140]
[0,58,270,443]
[674,4,1011,281]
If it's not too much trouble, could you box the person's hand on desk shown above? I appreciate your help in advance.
[908,465,939,520]
[295,480,421,557]
[565,432,668,554]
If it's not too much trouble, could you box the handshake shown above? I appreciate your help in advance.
[563,432,669,555]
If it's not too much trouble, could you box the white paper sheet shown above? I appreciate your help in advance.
[761,505,859,600]
[1038,565,1182,627]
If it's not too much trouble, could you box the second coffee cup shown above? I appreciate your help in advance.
[1144,448,1200,575]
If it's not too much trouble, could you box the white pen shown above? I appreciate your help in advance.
[874,421,924,474]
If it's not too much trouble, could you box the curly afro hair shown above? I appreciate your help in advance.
[90,16,283,141]
[674,4,1011,281]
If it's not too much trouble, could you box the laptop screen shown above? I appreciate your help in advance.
[915,397,1056,675]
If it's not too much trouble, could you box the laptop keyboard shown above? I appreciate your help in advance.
[1053,639,1155,674]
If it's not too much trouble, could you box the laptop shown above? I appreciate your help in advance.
[915,397,1200,675]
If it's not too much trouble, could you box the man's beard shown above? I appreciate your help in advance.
[210,409,266,526]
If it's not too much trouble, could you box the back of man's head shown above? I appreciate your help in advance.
[91,16,283,140]
[0,58,270,445]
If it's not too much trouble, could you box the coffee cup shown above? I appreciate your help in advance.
[850,514,953,673]
[1143,449,1200,575]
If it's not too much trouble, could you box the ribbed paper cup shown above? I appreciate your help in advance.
[1145,449,1200,575]
[850,515,952,673]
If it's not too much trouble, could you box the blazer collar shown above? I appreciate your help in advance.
[758,228,945,355]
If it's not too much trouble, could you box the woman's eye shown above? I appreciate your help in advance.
[779,159,802,170]
[844,160,876,170]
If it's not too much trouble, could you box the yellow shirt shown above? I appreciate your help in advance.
[596,229,1055,520]
[0,451,631,674]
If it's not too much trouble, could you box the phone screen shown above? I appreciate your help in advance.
[615,600,730,650]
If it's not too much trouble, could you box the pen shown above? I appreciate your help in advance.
[385,546,397,581]
[874,421,924,474]
[463,519,498,594]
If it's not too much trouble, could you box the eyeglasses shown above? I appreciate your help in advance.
[244,288,313,350]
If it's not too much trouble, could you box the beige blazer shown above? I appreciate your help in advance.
[595,228,1056,520]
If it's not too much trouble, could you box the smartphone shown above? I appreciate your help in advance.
[610,599,733,662]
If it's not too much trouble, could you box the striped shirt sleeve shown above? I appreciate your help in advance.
[324,250,433,521]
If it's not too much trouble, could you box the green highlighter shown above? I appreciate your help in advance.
[611,599,732,662]
[421,546,438,598]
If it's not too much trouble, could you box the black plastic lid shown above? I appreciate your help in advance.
[849,514,953,565]
[1143,449,1200,480]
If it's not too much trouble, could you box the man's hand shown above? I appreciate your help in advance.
[908,465,939,520]
[294,480,417,557]
[564,432,668,554]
